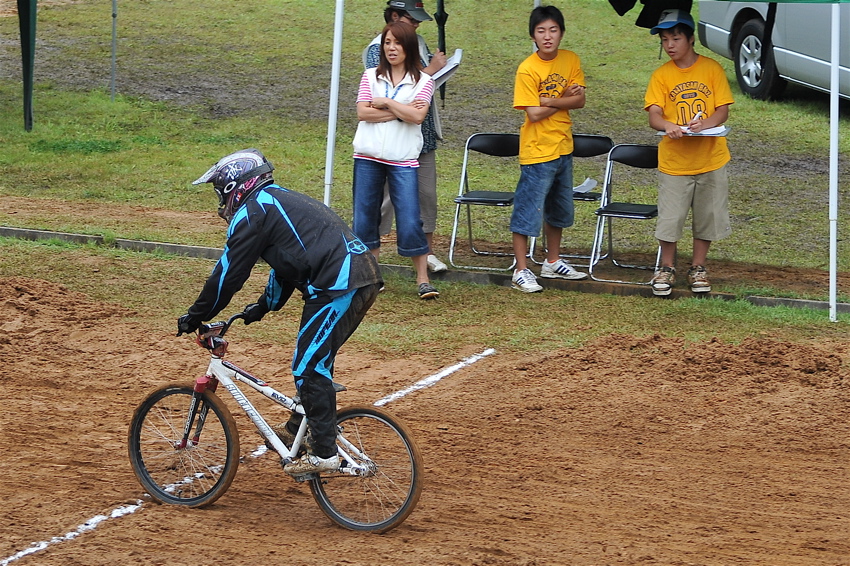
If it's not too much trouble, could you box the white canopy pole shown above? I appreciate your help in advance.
[828,2,839,321]
[323,0,345,206]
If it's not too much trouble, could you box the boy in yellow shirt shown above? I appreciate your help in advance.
[510,5,588,293]
[645,9,734,296]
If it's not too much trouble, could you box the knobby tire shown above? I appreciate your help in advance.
[309,405,423,533]
[128,383,240,507]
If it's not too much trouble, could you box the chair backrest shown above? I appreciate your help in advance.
[608,143,658,169]
[573,134,614,158]
[458,133,520,197]
[599,144,659,209]
[466,133,520,158]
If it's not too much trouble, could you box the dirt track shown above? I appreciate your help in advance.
[1,276,848,565]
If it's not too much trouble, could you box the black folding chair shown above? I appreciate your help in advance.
[448,133,523,271]
[588,143,661,284]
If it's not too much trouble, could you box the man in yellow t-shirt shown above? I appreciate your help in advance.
[644,9,734,297]
[509,5,588,293]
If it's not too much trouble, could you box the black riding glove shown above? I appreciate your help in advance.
[243,302,269,325]
[177,314,200,336]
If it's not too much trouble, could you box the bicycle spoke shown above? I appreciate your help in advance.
[128,385,240,507]
[309,406,422,532]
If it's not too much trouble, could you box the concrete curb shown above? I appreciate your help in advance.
[0,227,225,260]
[2,226,847,313]
[380,263,739,301]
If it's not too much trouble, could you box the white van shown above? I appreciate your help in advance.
[697,1,849,100]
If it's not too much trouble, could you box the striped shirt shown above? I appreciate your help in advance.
[355,70,434,168]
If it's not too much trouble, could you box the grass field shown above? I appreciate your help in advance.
[0,0,849,331]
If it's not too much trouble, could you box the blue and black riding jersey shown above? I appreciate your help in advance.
[187,184,381,323]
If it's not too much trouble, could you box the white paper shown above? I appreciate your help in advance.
[656,125,731,137]
[572,177,597,193]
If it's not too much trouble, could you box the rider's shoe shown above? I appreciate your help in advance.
[284,453,340,476]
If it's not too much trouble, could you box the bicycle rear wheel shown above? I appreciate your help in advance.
[128,383,240,507]
[309,406,423,533]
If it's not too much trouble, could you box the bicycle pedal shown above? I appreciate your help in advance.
[289,472,318,483]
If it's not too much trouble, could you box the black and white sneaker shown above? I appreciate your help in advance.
[540,259,588,280]
[511,268,543,293]
[418,282,440,300]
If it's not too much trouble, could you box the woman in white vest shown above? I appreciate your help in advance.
[352,21,439,300]
[363,0,448,274]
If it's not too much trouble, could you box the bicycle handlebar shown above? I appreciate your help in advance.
[201,312,246,336]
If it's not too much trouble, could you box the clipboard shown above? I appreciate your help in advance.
[431,49,462,88]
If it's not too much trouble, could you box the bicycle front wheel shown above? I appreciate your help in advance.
[128,383,240,507]
[310,406,423,533]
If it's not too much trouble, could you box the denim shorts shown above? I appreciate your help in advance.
[510,154,575,237]
[352,158,429,257]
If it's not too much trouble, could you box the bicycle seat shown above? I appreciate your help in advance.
[293,382,347,404]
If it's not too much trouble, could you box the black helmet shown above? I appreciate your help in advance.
[192,148,275,222]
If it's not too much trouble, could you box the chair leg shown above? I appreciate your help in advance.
[448,202,463,268]
[588,216,658,285]
[448,203,517,272]
[588,215,608,281]
[529,235,599,268]
[609,218,659,271]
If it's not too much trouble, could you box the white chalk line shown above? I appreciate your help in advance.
[1,347,495,564]
[0,502,143,566]
[374,348,496,406]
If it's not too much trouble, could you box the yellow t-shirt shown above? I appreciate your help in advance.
[513,50,585,165]
[644,55,734,175]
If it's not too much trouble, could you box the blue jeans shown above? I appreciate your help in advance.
[352,158,429,257]
[510,154,575,237]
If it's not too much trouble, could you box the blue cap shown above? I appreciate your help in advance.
[650,9,695,35]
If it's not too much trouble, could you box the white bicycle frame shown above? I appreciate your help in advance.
[200,353,372,477]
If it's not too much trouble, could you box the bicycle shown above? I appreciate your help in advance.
[127,311,423,533]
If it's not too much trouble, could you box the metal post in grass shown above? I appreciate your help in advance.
[323,0,345,206]
[111,0,117,102]
[828,2,839,322]
[18,0,36,131]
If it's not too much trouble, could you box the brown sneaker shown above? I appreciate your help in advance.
[650,266,676,296]
[283,453,340,476]
[687,265,711,293]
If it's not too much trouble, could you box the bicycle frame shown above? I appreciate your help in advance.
[187,335,374,477]
[194,355,306,462]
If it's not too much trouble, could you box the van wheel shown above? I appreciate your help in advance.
[732,18,786,100]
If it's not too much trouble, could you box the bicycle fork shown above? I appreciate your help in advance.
[176,375,218,449]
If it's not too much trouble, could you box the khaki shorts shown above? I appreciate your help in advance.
[655,164,732,243]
